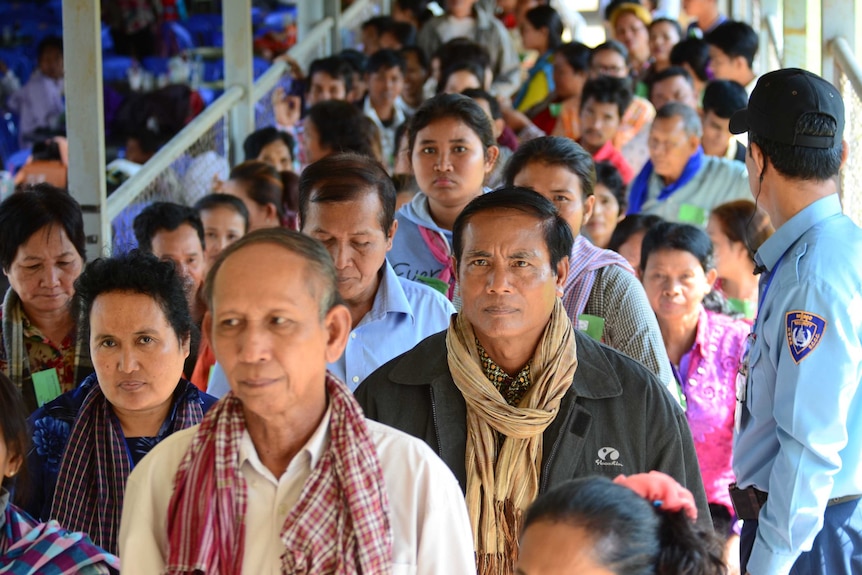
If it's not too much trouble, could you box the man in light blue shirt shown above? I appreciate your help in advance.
[207,153,454,396]
[729,68,862,575]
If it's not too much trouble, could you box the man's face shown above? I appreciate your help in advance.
[648,116,700,182]
[700,109,732,157]
[650,75,698,111]
[579,98,621,153]
[707,46,743,84]
[553,57,587,99]
[683,0,711,19]
[613,12,649,60]
[307,71,347,107]
[402,51,428,102]
[457,209,567,348]
[589,50,628,79]
[361,26,380,55]
[207,242,349,419]
[447,0,478,19]
[649,21,681,64]
[512,161,595,235]
[301,191,395,311]
[39,46,63,79]
[150,223,205,298]
[368,66,404,107]
[257,139,292,172]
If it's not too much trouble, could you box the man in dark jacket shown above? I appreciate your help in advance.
[356,187,710,574]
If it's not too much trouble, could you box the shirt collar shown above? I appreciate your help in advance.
[238,403,332,482]
[361,260,415,325]
[590,140,617,163]
[690,305,710,360]
[755,194,842,271]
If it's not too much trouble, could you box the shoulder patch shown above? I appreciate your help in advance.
[785,311,827,363]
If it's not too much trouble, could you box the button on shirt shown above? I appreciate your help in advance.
[733,194,862,575]
[206,261,454,396]
[119,407,477,574]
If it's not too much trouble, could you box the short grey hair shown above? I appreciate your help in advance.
[655,102,703,139]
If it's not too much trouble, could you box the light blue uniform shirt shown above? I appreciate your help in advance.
[207,260,455,397]
[733,194,862,575]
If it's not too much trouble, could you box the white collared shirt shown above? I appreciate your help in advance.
[119,408,476,575]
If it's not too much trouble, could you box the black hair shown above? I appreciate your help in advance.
[242,127,295,164]
[0,183,86,271]
[193,193,251,233]
[299,152,397,234]
[650,65,693,89]
[709,199,774,262]
[749,114,843,181]
[382,21,417,47]
[701,80,749,119]
[73,250,194,347]
[580,75,633,118]
[37,35,63,60]
[408,93,496,155]
[452,186,574,270]
[705,20,759,68]
[434,39,491,79]
[361,15,395,34]
[399,45,428,71]
[133,202,205,253]
[393,0,434,26]
[523,476,726,575]
[503,136,596,198]
[555,42,592,74]
[595,161,627,213]
[204,228,344,320]
[0,371,28,493]
[228,160,288,221]
[306,99,381,160]
[590,40,630,67]
[309,56,356,94]
[366,48,406,75]
[670,38,710,82]
[393,120,410,160]
[339,48,368,74]
[608,213,664,253]
[31,139,62,162]
[437,60,485,94]
[127,128,165,155]
[461,88,502,120]
[525,5,564,52]
[649,17,683,38]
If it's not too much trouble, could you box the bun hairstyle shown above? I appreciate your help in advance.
[522,476,726,575]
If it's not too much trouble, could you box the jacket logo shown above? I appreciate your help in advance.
[785,311,826,364]
[596,447,623,467]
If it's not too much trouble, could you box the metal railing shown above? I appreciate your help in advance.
[830,36,862,226]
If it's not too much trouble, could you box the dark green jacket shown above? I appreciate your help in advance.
[355,329,712,529]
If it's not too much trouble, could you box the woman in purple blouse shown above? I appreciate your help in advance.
[639,221,749,570]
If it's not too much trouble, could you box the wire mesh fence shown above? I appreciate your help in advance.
[837,70,862,227]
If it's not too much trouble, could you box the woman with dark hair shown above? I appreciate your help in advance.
[707,200,774,321]
[647,17,682,76]
[223,160,297,231]
[22,251,217,553]
[1,371,120,573]
[584,161,627,249]
[670,37,711,97]
[387,93,499,299]
[513,5,563,112]
[437,60,486,95]
[609,3,652,81]
[639,222,748,569]
[608,213,664,269]
[301,99,382,164]
[516,473,726,575]
[0,184,91,414]
[242,126,295,172]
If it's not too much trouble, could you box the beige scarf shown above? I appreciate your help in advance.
[446,299,578,575]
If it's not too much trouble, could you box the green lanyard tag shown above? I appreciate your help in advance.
[577,314,605,341]
[32,367,62,407]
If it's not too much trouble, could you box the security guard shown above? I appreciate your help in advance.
[729,68,862,575]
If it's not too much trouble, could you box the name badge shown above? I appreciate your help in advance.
[577,314,605,341]
[735,332,755,432]
[32,367,62,407]
[678,203,707,227]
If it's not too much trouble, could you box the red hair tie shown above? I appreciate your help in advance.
[613,471,698,521]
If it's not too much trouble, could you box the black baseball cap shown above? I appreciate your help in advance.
[729,68,844,149]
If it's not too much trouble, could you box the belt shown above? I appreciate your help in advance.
[729,483,862,521]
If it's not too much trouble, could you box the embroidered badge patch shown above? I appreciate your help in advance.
[785,311,827,363]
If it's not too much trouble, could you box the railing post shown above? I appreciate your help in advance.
[223,0,254,165]
[783,0,808,69]
[62,0,109,258]
[325,0,342,54]
[822,0,860,83]
[758,0,779,74]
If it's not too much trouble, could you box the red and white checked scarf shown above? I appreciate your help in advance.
[164,374,393,574]
[50,378,204,554]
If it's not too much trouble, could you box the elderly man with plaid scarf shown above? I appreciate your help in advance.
[118,229,476,574]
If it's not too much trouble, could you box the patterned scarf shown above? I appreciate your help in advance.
[50,378,204,554]
[164,374,392,575]
[418,225,456,300]
[1,498,120,574]
[1,288,91,411]
[562,235,635,319]
[627,146,705,215]
[446,299,578,575]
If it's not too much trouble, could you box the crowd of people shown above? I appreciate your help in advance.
[1,1,860,574]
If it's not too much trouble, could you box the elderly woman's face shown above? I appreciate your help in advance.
[90,291,189,420]
[516,520,616,574]
[5,223,83,317]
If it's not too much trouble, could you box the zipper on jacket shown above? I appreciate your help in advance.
[540,430,563,493]
[429,386,442,456]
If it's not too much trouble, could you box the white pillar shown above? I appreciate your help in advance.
[783,0,808,69]
[822,0,860,83]
[223,0,254,165]
[62,0,109,258]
